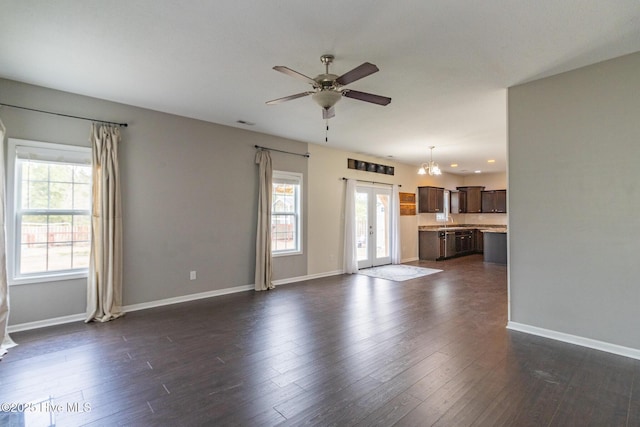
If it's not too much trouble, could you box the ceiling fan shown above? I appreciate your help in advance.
[266,54,391,119]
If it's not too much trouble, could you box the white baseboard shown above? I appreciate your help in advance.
[507,321,640,361]
[273,269,343,286]
[7,313,86,333]
[402,257,419,263]
[7,270,346,333]
[123,284,254,313]
[7,285,254,333]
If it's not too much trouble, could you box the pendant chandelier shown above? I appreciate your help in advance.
[417,146,442,176]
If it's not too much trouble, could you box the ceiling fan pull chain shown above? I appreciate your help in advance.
[325,120,329,142]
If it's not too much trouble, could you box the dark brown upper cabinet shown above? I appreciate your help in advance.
[456,186,484,213]
[481,190,507,213]
[418,186,444,213]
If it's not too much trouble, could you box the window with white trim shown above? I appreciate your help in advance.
[8,139,92,284]
[271,171,302,256]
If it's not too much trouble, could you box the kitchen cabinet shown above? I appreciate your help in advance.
[483,231,507,264]
[419,227,494,260]
[456,186,484,213]
[419,231,440,260]
[474,229,484,253]
[481,190,507,213]
[420,230,456,260]
[418,186,444,213]
[455,230,474,254]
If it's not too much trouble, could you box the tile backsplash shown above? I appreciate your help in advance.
[418,213,507,226]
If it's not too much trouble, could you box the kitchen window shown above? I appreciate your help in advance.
[271,171,302,256]
[7,139,92,284]
[436,190,451,222]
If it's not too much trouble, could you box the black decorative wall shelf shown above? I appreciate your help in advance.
[347,158,394,176]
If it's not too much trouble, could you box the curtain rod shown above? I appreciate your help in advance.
[342,177,401,187]
[255,145,310,158]
[0,102,128,127]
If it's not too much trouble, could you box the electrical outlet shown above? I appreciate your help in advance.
[190,271,196,280]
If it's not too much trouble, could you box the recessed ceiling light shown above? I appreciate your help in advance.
[487,159,495,163]
[474,170,482,174]
[450,163,458,167]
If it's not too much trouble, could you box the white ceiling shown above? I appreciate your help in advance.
[1,1,639,174]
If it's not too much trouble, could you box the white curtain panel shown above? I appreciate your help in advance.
[0,118,16,359]
[255,150,273,291]
[390,184,402,264]
[86,124,124,322]
[343,179,358,274]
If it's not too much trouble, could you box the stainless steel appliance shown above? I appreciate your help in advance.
[437,229,474,259]
[438,230,457,259]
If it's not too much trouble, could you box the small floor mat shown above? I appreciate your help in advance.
[358,264,442,281]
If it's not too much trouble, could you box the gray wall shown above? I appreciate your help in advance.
[1,79,308,325]
[508,52,640,350]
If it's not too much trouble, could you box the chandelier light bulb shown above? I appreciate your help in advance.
[418,146,442,176]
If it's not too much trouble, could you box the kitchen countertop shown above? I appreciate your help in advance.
[418,224,507,232]
[480,228,507,233]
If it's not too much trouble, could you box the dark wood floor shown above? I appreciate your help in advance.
[1,255,639,426]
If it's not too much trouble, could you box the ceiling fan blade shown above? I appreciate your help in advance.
[342,89,391,106]
[335,62,379,86]
[322,106,335,119]
[266,92,313,105]
[273,66,317,86]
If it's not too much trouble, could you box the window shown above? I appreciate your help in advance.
[436,190,450,222]
[8,139,92,284]
[271,171,302,256]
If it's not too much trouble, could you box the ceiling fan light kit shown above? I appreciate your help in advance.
[266,54,391,119]
[312,89,341,108]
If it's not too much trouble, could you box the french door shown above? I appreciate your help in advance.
[356,185,391,269]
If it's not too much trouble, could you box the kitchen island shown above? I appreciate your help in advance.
[481,228,507,264]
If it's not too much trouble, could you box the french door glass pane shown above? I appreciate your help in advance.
[355,192,368,261]
[376,194,390,258]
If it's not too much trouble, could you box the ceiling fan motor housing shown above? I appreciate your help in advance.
[315,74,339,89]
[313,56,341,109]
